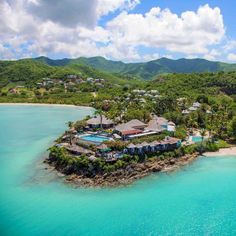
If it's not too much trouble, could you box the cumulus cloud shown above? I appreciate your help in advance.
[0,1,228,61]
[203,49,221,61]
[224,40,236,51]
[227,53,236,62]
[107,4,225,55]
[27,0,98,28]
[97,0,140,16]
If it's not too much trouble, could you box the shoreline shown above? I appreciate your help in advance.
[46,153,199,188]
[0,102,93,109]
[46,146,236,188]
[204,146,236,157]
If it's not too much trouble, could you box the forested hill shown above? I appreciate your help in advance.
[0,59,131,87]
[34,56,236,80]
[1,56,236,87]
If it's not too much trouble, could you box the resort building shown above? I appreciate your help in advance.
[168,121,176,132]
[114,116,176,139]
[147,116,167,131]
[115,119,147,138]
[86,115,114,129]
[146,116,176,132]
[125,137,181,155]
[65,145,94,156]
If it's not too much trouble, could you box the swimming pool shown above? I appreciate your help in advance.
[80,134,111,144]
[190,136,206,143]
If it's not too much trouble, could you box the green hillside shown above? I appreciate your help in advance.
[0,58,131,87]
[33,56,236,80]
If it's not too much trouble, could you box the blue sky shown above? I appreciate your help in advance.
[0,0,236,62]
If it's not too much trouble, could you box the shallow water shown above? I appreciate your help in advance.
[1,105,236,236]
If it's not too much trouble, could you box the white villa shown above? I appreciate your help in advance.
[182,102,202,114]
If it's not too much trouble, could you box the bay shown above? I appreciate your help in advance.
[0,105,236,236]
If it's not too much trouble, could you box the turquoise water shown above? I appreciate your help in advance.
[80,134,111,144]
[1,105,236,236]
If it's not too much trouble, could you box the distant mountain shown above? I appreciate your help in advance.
[34,56,236,80]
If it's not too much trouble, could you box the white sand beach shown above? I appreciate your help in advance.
[0,103,92,109]
[205,147,236,157]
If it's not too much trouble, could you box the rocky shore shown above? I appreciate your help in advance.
[45,153,199,188]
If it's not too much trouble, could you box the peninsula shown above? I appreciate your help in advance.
[45,108,234,187]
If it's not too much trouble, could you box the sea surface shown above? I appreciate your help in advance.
[1,105,236,236]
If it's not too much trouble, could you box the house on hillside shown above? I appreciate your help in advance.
[182,110,190,115]
[86,77,94,83]
[189,106,197,112]
[150,90,158,94]
[192,102,201,108]
[8,88,18,94]
[67,74,77,80]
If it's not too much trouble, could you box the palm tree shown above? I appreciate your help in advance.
[200,128,206,143]
[66,121,74,145]
[67,121,74,129]
[94,109,104,129]
[199,128,206,154]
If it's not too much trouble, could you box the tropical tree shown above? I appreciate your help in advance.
[94,109,104,129]
[200,129,206,143]
[66,121,74,145]
[229,116,236,139]
[67,121,74,129]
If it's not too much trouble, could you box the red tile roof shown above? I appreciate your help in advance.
[121,129,143,135]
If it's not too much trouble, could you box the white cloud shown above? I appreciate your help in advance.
[0,1,227,61]
[224,40,236,51]
[107,4,225,55]
[227,53,236,62]
[203,49,221,61]
[142,53,160,62]
[27,0,98,28]
[97,0,140,16]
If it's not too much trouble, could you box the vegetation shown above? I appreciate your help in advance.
[1,58,236,142]
[48,145,198,177]
[35,56,236,80]
[2,56,236,186]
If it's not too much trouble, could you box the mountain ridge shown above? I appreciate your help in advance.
[33,56,236,80]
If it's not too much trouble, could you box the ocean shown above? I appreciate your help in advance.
[0,105,236,236]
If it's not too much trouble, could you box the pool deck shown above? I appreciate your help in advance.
[77,133,113,145]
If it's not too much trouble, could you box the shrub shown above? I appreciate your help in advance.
[114,160,126,169]
[204,142,219,152]
[183,145,197,155]
[103,164,115,173]
[174,126,187,140]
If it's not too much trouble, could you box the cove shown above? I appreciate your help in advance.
[1,105,236,236]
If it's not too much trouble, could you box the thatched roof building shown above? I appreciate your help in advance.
[86,115,114,128]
